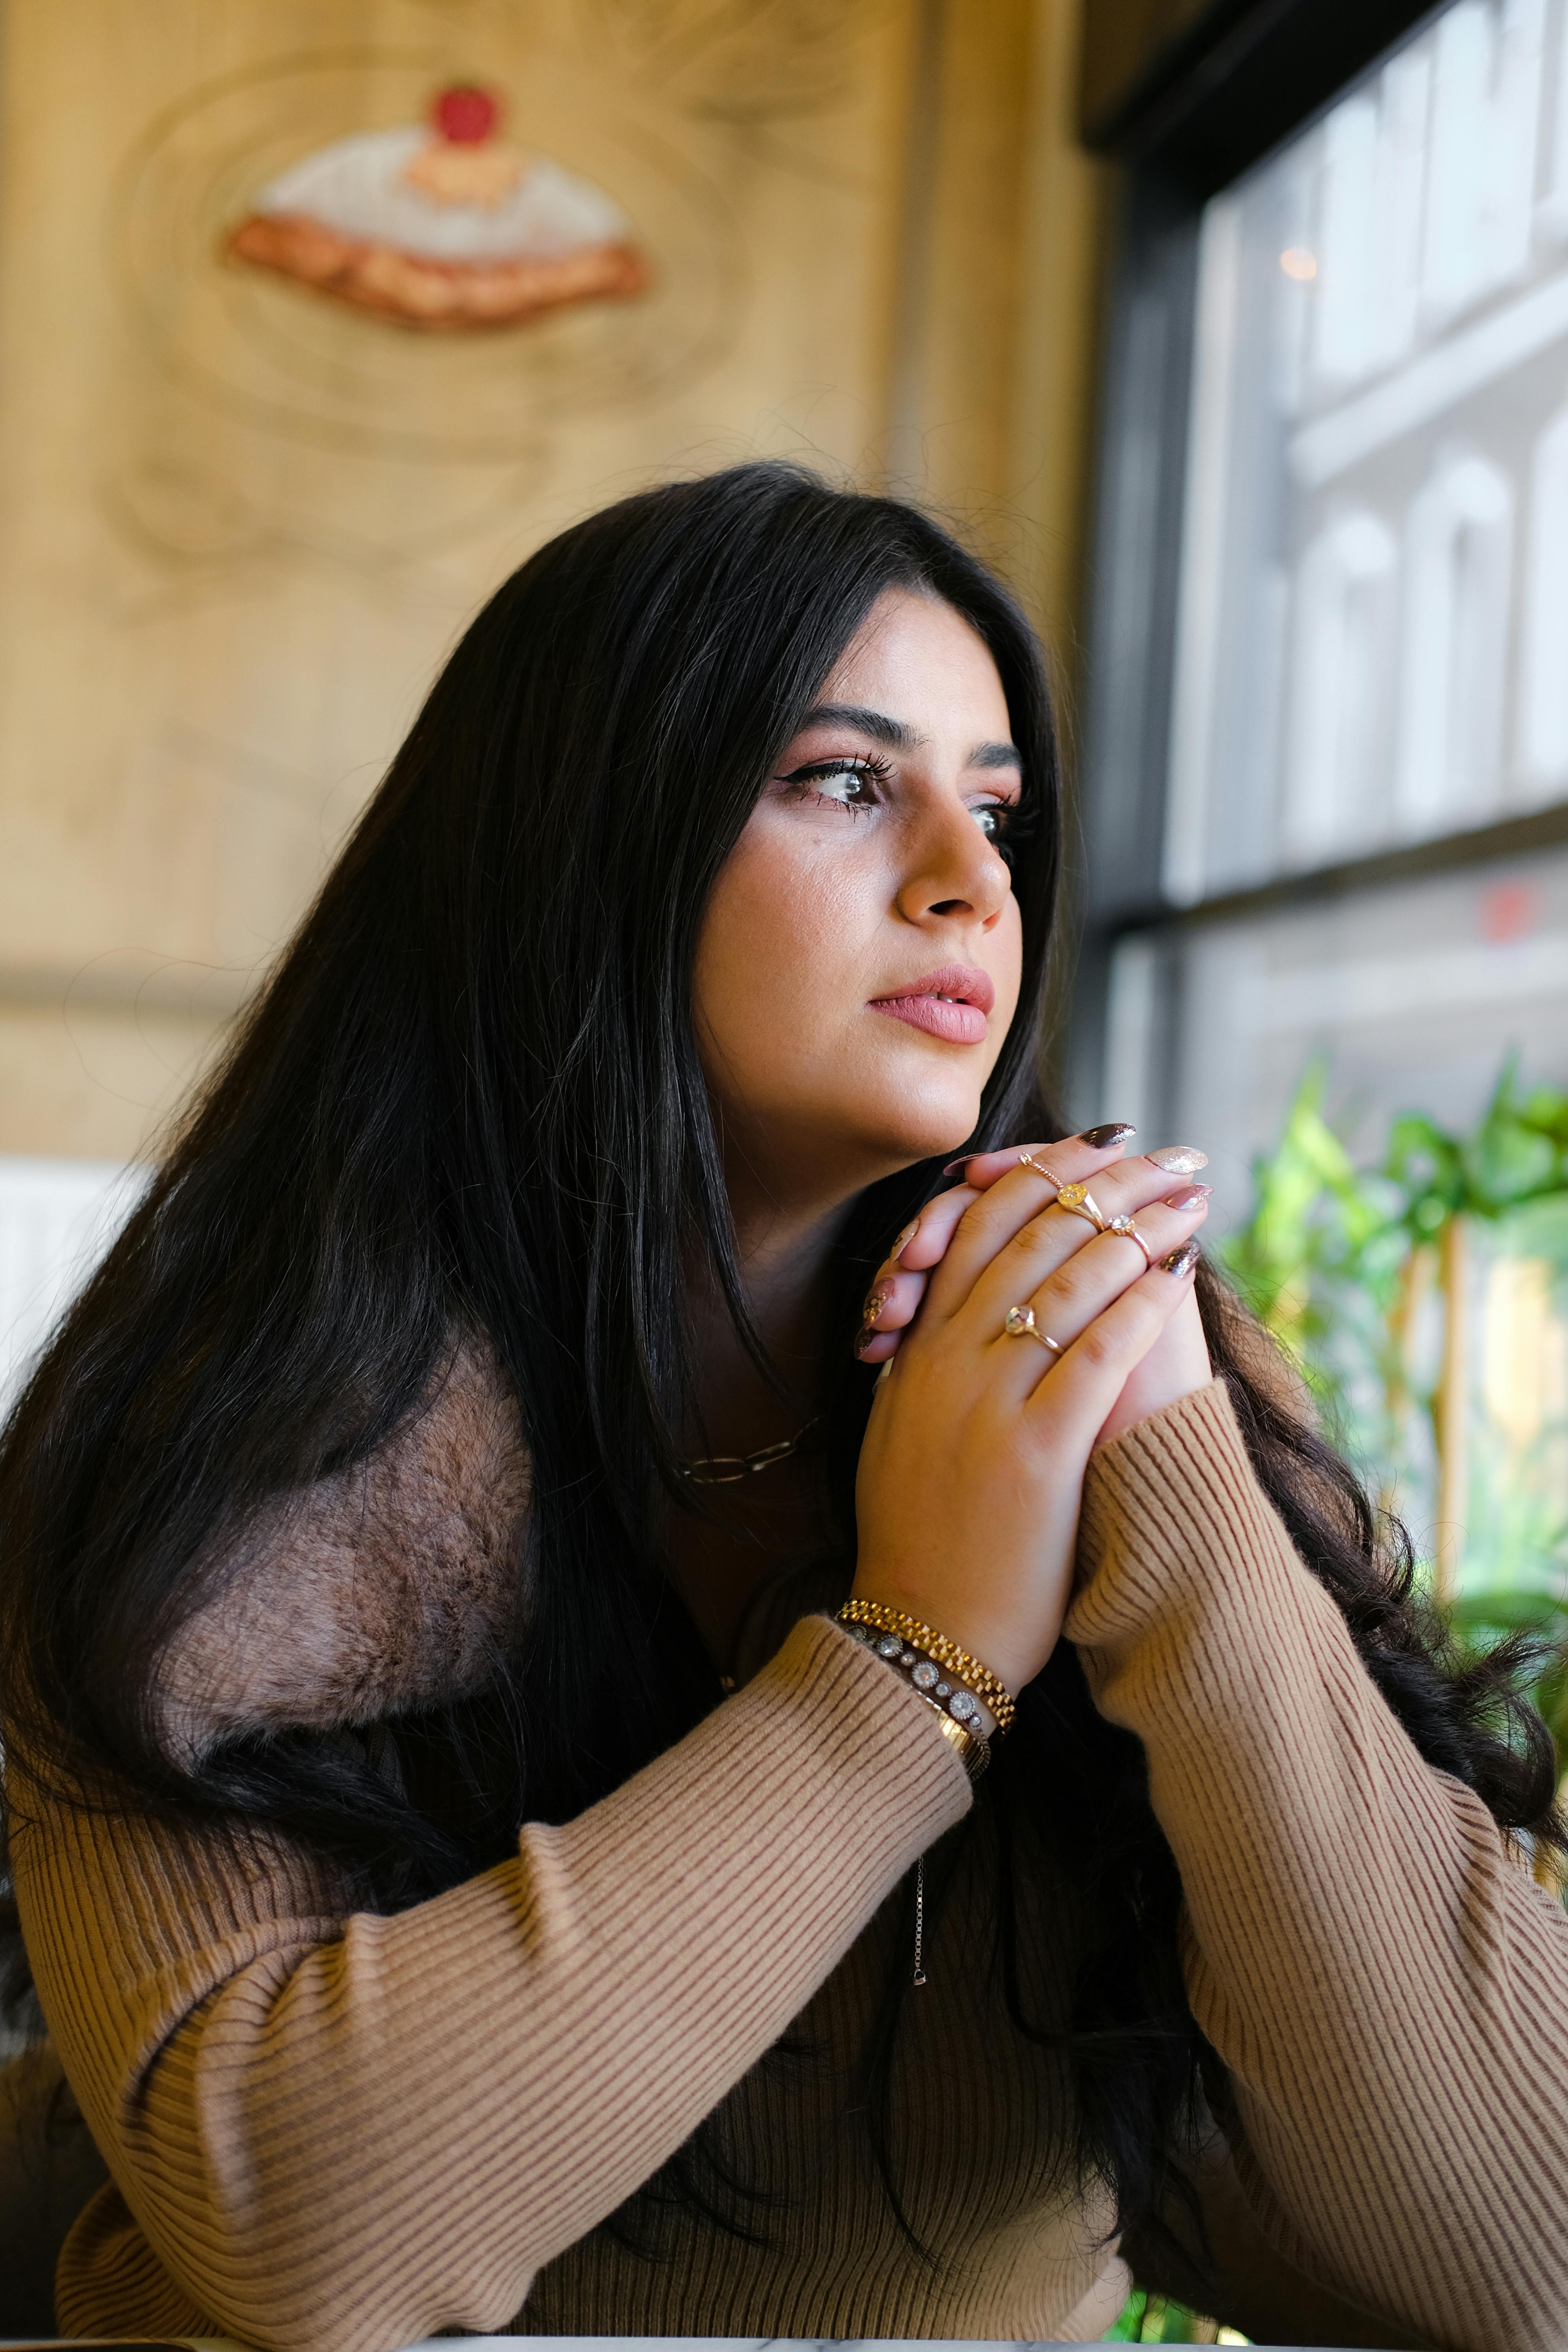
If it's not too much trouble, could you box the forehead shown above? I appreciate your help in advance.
[820,588,1009,736]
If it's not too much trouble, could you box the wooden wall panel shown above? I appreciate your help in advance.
[0,0,1102,1157]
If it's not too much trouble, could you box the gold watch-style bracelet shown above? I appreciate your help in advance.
[836,1599,1018,1733]
[913,1694,990,1782]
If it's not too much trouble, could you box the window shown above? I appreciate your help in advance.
[1166,0,1568,905]
[1079,0,1568,1210]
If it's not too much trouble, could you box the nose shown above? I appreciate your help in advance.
[894,800,1013,932]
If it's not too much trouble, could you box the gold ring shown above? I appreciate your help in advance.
[1053,1180,1108,1234]
[1017,1151,1068,1188]
[1003,1305,1065,1357]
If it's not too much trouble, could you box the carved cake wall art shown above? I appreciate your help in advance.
[227,81,648,330]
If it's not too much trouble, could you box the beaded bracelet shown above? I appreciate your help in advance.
[836,1599,1017,1733]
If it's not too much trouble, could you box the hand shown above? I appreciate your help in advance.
[859,1140,1214,1450]
[851,1135,1212,1694]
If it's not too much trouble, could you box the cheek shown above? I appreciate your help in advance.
[696,822,875,1045]
[992,898,1024,1034]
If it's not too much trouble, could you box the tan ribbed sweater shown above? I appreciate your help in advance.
[11,1381,1568,2350]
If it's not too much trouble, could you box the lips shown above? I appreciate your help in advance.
[870,962,994,1047]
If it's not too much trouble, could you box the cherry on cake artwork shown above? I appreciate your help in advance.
[226,81,649,331]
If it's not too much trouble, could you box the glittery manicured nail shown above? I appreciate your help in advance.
[1078,1122,1137,1149]
[1146,1144,1209,1175]
[860,1284,892,1331]
[888,1219,919,1262]
[941,1156,977,1178]
[1165,1184,1212,1211]
[855,1310,891,1360]
[1160,1238,1201,1277]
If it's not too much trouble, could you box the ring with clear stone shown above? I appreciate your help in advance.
[1104,1216,1156,1269]
[1003,1304,1065,1358]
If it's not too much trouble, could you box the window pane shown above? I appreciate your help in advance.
[1166,0,1568,903]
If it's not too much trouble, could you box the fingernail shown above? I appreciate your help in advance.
[1146,1144,1208,1175]
[1165,1184,1212,1211]
[855,1314,890,1361]
[859,1283,891,1333]
[888,1219,919,1263]
[1160,1238,1201,1277]
[941,1156,976,1178]
[1078,1122,1137,1149]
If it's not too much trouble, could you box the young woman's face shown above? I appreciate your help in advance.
[695,588,1026,1202]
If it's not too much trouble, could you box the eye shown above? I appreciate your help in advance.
[776,754,892,814]
[971,800,1022,843]
[972,795,1032,864]
[814,763,878,806]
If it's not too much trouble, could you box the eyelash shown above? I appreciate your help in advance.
[777,756,1030,859]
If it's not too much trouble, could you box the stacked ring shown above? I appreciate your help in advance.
[1020,1151,1154,1268]
[1054,1179,1106,1232]
[1052,1181,1155,1267]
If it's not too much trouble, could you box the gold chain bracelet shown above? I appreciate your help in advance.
[836,1599,1017,1733]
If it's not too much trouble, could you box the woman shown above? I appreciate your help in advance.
[2,463,1566,2352]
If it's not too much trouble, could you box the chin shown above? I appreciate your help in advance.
[861,1093,988,1170]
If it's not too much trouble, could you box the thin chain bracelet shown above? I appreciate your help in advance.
[914,1855,928,1988]
[836,1599,1016,1732]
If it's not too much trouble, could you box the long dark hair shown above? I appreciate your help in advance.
[1,463,1560,2268]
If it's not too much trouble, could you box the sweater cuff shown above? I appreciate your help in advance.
[776,1612,976,1842]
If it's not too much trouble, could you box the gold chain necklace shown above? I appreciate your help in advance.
[678,1415,821,1487]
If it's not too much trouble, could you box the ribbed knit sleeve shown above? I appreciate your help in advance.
[11,1614,969,2352]
[1065,1378,1568,2352]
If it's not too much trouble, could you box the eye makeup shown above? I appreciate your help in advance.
[773,751,1030,856]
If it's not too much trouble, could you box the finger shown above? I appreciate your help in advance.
[1017,1247,1200,1443]
[919,1137,1132,1321]
[980,1206,1207,1406]
[878,1134,1189,1285]
[964,1180,1210,1336]
[954,1137,1208,1192]
[888,1183,977,1275]
[854,1267,926,1361]
[926,1141,1209,1326]
[944,1119,1139,1193]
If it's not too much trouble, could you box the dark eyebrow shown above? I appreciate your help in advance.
[793,702,922,751]
[792,703,1023,773]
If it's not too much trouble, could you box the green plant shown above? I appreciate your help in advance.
[1221,1060,1568,1794]
[1107,2285,1229,2341]
[1116,1065,1568,2343]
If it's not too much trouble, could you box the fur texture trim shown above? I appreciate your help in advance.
[156,1338,530,1759]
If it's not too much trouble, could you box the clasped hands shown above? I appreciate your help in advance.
[849,1130,1214,1697]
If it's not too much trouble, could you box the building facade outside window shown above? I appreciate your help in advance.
[1079,0,1568,1605]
